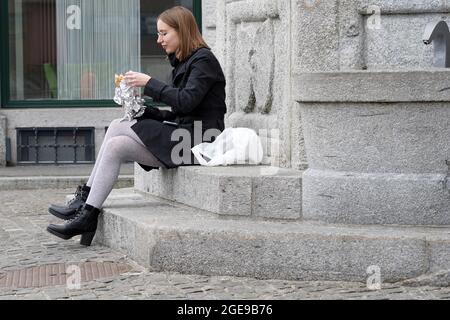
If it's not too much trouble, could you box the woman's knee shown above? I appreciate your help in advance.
[103,136,132,160]
[105,118,133,140]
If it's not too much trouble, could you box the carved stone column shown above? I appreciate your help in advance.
[211,0,299,168]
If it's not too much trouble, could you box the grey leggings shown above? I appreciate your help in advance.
[85,118,163,208]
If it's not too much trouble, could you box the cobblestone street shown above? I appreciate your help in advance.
[1,188,450,300]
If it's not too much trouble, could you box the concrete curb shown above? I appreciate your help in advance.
[0,175,134,191]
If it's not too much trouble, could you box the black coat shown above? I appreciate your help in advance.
[131,47,227,171]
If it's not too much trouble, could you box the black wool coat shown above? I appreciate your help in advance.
[131,47,227,171]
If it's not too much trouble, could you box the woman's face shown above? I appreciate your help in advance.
[157,20,180,55]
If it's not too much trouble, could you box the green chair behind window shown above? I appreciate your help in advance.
[43,63,57,99]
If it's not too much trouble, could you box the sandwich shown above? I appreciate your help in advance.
[115,74,124,87]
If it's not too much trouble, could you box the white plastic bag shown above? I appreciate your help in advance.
[191,127,264,166]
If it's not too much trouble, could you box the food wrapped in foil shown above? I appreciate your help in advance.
[113,74,146,122]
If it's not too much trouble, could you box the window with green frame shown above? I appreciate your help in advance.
[0,0,202,108]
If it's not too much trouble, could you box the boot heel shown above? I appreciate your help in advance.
[80,231,95,246]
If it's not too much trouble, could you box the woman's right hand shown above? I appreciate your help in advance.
[124,71,152,88]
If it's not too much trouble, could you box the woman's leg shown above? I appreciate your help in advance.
[46,130,164,246]
[86,118,146,187]
[85,135,163,208]
[48,118,137,219]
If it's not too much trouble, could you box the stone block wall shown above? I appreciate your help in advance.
[292,0,450,72]
[289,0,450,169]
[292,1,450,226]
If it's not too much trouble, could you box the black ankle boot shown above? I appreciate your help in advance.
[48,184,90,220]
[46,204,101,246]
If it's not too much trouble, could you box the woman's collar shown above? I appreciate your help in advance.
[168,52,179,68]
[168,47,209,67]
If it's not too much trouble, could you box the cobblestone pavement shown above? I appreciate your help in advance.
[1,188,450,300]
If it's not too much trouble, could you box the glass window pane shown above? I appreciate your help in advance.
[38,147,56,162]
[37,130,54,145]
[36,130,55,162]
[56,130,74,145]
[9,0,57,100]
[8,0,196,102]
[58,147,75,162]
[18,131,36,162]
[75,129,94,162]
[140,0,194,84]
[56,130,74,162]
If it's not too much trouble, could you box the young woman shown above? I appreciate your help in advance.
[46,6,226,246]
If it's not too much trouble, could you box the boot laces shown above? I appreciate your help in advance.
[67,186,84,206]
[65,207,83,224]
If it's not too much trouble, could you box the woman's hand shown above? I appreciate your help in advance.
[124,71,151,87]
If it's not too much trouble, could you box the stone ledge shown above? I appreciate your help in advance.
[294,70,450,103]
[94,188,450,283]
[135,164,302,220]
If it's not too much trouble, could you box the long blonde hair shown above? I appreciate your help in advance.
[158,6,209,61]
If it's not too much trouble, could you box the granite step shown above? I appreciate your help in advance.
[92,188,450,284]
[134,164,303,220]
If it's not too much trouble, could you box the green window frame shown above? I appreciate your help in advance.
[0,0,202,109]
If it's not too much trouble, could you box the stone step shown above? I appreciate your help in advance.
[0,175,133,191]
[135,164,303,220]
[93,188,450,283]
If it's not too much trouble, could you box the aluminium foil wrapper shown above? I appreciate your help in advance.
[113,80,146,122]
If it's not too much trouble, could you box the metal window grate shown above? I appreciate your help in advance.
[17,127,95,164]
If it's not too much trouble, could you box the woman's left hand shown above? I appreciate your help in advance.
[124,71,151,87]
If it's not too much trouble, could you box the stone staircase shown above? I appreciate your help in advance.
[87,164,450,285]
[135,165,302,220]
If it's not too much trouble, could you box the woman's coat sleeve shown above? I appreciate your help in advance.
[144,56,217,115]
